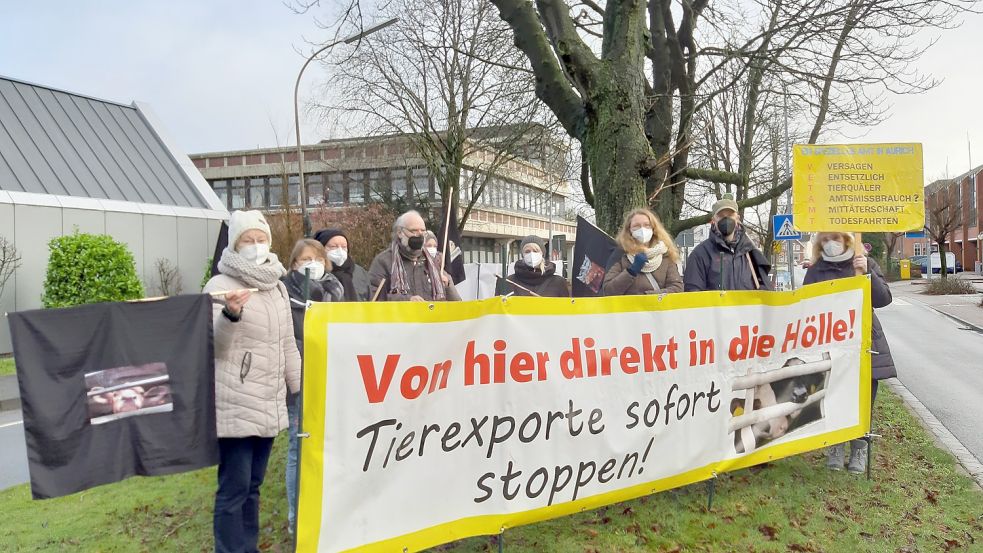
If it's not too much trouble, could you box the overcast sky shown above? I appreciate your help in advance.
[1,1,980,184]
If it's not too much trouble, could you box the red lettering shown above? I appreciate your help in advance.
[620,347,640,374]
[357,354,400,404]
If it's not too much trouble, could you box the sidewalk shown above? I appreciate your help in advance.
[889,276,983,331]
[0,375,20,412]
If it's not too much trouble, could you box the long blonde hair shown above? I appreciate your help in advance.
[616,208,680,263]
[810,232,854,263]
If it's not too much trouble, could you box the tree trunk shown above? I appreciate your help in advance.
[584,65,650,235]
[935,241,948,279]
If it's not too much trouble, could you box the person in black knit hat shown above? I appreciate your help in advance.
[313,228,372,301]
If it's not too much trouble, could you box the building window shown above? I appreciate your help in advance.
[913,243,923,256]
[288,175,301,206]
[348,171,365,204]
[412,168,430,201]
[269,176,284,207]
[247,178,265,208]
[212,180,229,209]
[327,172,344,204]
[392,168,409,199]
[307,173,323,206]
[230,180,245,209]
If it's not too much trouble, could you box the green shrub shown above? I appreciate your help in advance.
[200,256,213,291]
[42,233,144,308]
[923,277,977,296]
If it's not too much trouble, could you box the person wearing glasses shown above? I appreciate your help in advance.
[368,210,462,302]
[202,210,301,553]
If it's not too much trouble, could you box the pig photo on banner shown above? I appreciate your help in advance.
[7,294,218,500]
[296,276,872,553]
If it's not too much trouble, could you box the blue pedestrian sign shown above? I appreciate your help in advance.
[773,214,801,241]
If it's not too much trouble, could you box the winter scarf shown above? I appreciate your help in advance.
[627,241,668,273]
[822,247,855,263]
[388,238,446,300]
[218,247,287,291]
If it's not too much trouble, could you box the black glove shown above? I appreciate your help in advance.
[627,252,648,276]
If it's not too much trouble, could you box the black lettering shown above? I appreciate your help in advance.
[355,418,397,472]
[625,401,639,429]
[474,472,494,503]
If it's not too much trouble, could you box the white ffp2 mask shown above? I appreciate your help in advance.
[239,243,270,265]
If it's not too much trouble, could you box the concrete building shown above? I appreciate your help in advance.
[189,132,577,265]
[892,166,982,273]
[0,76,228,353]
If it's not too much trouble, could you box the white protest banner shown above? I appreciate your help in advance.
[298,277,873,552]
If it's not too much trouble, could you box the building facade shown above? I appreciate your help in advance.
[892,166,982,273]
[189,133,577,266]
[0,76,227,353]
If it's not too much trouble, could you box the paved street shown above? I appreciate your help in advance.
[878,286,983,465]
[0,409,29,491]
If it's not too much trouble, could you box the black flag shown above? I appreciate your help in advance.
[210,221,229,279]
[7,295,218,499]
[436,202,467,284]
[571,216,617,297]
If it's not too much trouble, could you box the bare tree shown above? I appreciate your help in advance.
[925,182,962,279]
[484,0,974,234]
[0,236,20,300]
[313,0,560,232]
[150,258,183,297]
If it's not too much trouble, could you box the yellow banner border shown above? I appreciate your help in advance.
[298,276,873,552]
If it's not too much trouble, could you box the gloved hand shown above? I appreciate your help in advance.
[627,252,648,276]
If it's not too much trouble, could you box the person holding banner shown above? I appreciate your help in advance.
[280,238,339,532]
[314,228,373,301]
[602,208,683,295]
[804,231,896,474]
[504,235,570,297]
[203,210,301,553]
[423,231,453,287]
[684,194,772,292]
[369,210,461,302]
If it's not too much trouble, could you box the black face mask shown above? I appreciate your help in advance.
[407,235,425,251]
[716,217,737,237]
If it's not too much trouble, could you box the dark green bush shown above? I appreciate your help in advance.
[200,256,213,291]
[42,232,144,308]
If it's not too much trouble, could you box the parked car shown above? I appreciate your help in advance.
[920,252,959,274]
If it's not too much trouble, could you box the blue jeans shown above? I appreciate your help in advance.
[214,436,275,553]
[286,393,300,530]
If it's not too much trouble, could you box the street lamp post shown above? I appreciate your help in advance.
[293,18,398,236]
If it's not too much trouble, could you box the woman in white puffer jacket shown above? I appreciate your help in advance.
[203,210,301,553]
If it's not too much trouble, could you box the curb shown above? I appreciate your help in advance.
[885,379,983,491]
[897,292,983,334]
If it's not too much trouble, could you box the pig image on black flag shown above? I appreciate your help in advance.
[7,294,218,499]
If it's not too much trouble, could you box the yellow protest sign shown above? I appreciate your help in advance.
[792,143,924,232]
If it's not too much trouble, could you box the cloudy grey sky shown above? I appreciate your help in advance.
[1,1,980,183]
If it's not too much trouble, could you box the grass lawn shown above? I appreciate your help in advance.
[0,357,15,376]
[1,389,980,552]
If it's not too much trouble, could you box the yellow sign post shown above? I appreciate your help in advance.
[792,143,924,232]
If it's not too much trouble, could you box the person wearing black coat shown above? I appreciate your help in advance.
[314,228,372,301]
[504,235,569,297]
[684,194,772,292]
[279,238,339,532]
[804,231,896,475]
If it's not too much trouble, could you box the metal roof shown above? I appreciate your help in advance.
[0,75,212,209]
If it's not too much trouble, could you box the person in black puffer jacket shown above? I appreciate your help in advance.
[804,231,895,475]
[684,194,772,292]
[504,235,569,297]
